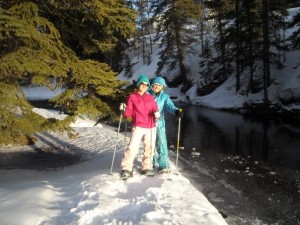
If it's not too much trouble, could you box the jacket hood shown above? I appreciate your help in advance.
[151,77,167,87]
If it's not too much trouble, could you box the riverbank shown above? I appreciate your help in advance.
[164,104,300,225]
[0,111,228,225]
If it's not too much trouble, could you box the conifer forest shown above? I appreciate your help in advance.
[1,0,300,144]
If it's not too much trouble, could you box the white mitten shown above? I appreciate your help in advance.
[119,103,126,111]
[154,111,160,119]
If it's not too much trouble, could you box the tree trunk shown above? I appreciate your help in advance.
[174,21,188,86]
[262,0,269,103]
[235,0,241,92]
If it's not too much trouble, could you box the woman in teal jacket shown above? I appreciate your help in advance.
[149,76,183,173]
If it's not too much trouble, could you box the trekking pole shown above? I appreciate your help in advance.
[124,120,127,152]
[109,110,123,175]
[149,116,155,172]
[148,113,159,176]
[175,109,182,174]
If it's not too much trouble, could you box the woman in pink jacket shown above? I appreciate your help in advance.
[120,75,160,179]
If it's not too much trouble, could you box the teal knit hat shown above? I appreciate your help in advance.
[136,74,150,87]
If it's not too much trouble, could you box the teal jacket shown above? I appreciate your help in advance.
[148,89,178,127]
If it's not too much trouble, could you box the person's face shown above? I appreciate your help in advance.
[138,82,149,92]
[152,84,163,93]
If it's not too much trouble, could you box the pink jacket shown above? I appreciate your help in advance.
[123,92,158,128]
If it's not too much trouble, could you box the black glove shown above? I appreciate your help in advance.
[175,109,183,118]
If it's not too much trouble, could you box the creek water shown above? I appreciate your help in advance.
[164,104,300,225]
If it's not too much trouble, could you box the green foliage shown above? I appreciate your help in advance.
[42,116,76,132]
[0,2,75,82]
[0,82,78,144]
[0,1,135,144]
[38,0,137,57]
[50,59,128,117]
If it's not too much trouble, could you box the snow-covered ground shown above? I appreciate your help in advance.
[0,108,228,225]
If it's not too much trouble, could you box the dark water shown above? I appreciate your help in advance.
[165,105,300,225]
[166,105,300,169]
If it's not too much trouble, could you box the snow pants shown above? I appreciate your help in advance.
[154,124,169,169]
[121,126,156,171]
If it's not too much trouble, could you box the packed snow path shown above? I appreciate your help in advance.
[0,109,228,225]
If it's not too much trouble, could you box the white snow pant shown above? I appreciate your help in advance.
[121,126,156,171]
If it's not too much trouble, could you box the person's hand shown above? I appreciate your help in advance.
[175,109,183,118]
[154,111,160,119]
[119,103,126,111]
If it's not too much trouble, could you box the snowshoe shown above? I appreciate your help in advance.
[158,168,170,174]
[120,170,133,180]
[140,169,155,177]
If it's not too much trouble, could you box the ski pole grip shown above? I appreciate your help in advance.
[176,109,183,118]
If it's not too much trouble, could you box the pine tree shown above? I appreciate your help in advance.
[204,0,235,85]
[0,0,136,144]
[257,0,288,102]
[151,0,201,89]
[241,0,262,94]
[134,0,154,65]
[288,5,300,68]
[204,0,288,99]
